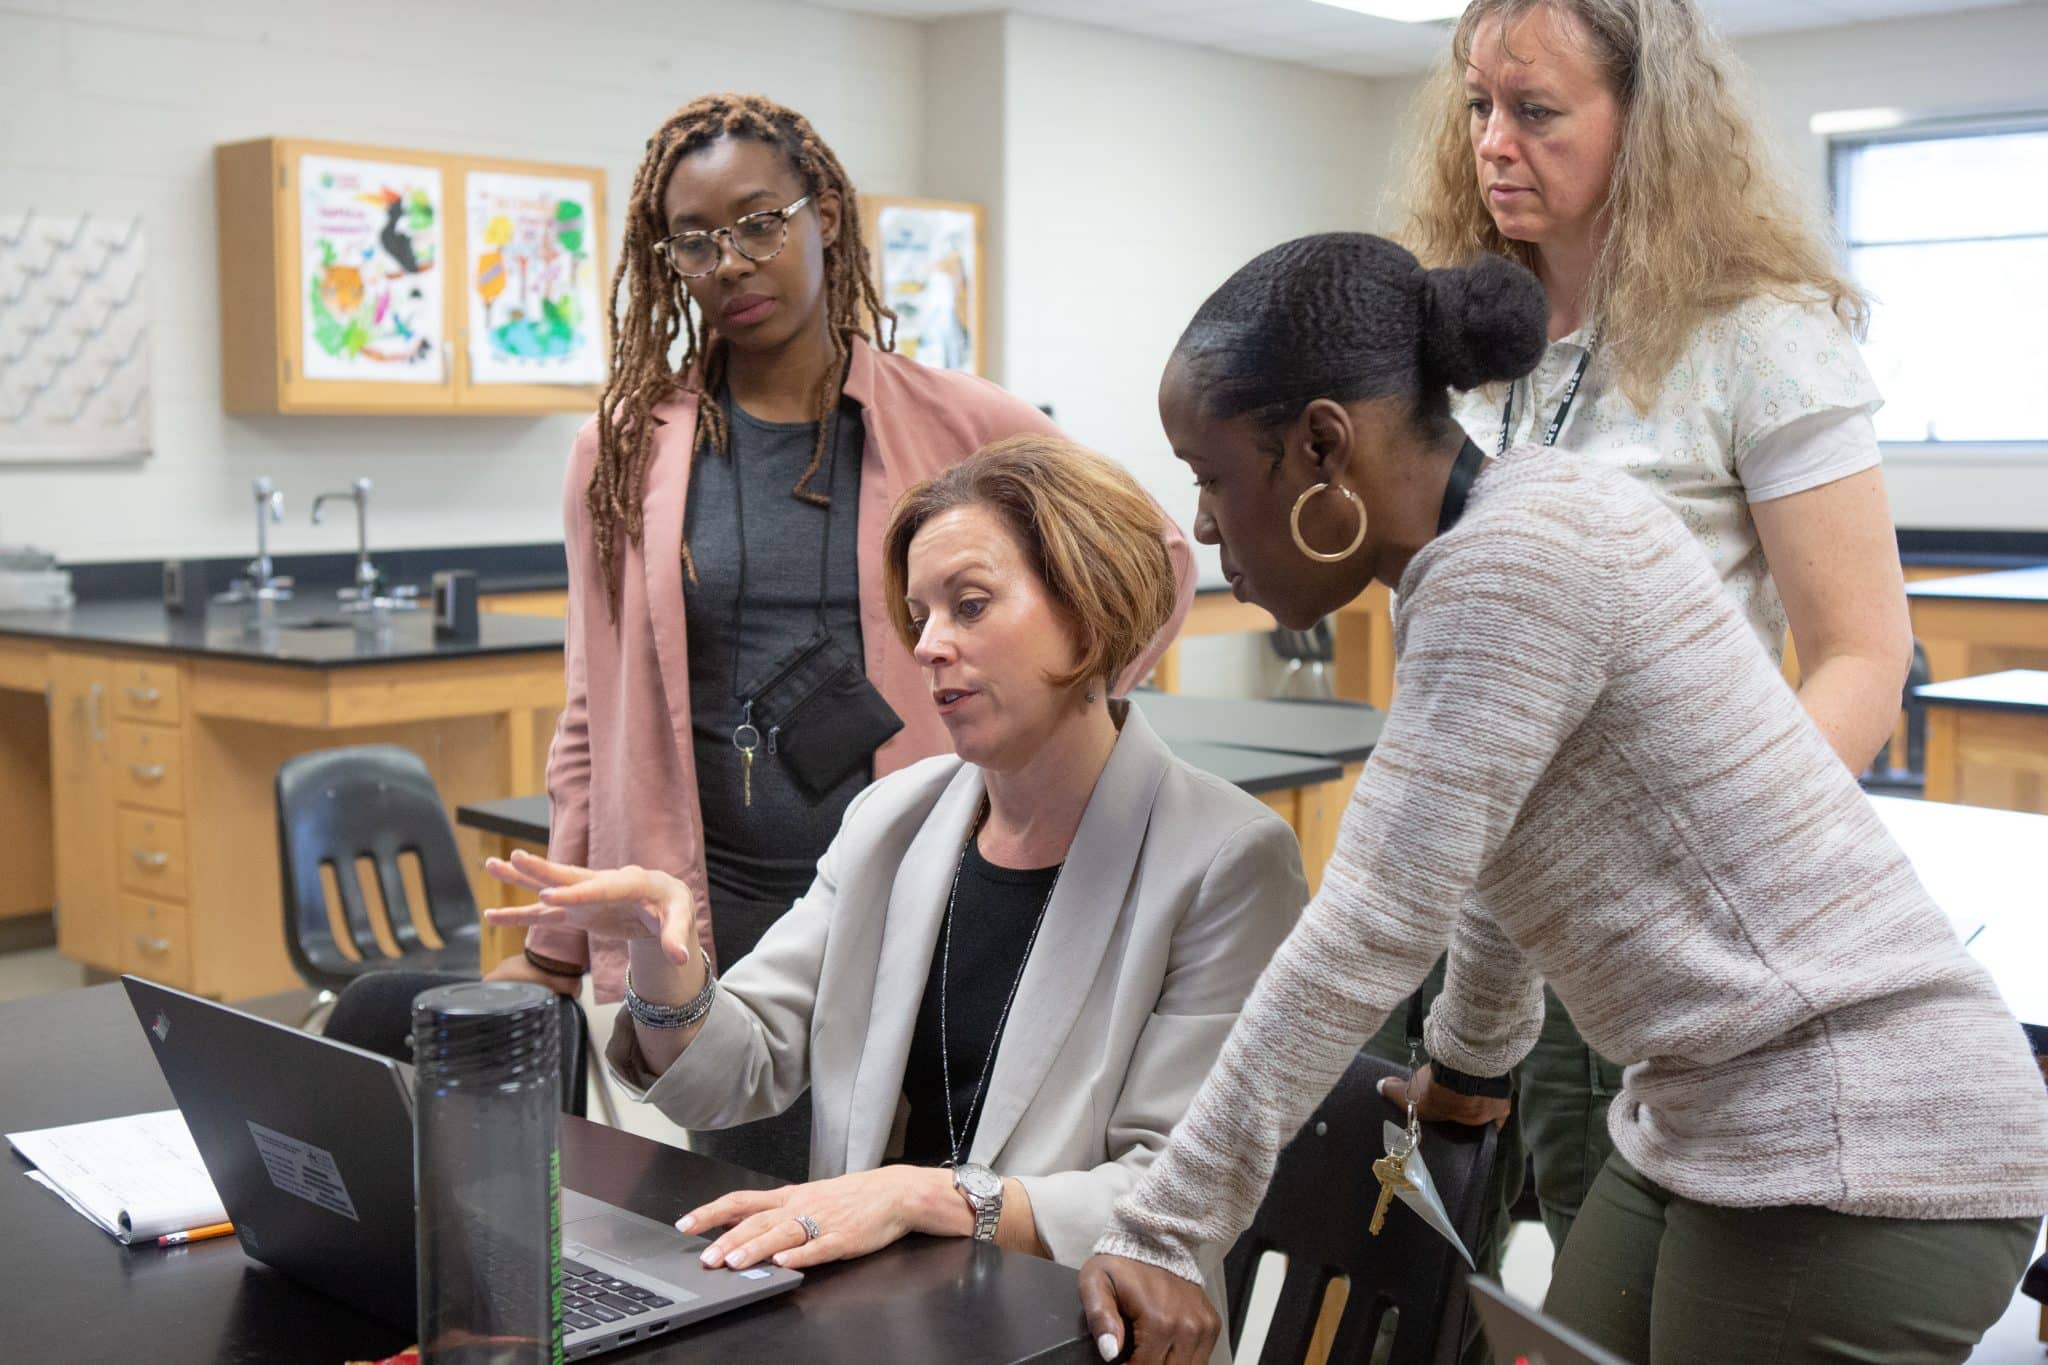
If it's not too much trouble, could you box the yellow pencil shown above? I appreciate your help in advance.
[158,1221,235,1247]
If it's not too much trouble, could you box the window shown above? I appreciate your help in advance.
[1832,119,2048,444]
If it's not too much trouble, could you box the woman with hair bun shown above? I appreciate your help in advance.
[1377,0,1918,1258]
[1076,233,2047,1365]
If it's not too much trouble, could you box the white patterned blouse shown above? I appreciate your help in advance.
[1453,293,1884,657]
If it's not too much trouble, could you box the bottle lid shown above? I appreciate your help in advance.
[412,981,559,1084]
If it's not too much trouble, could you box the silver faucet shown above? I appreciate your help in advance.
[312,477,418,613]
[215,477,294,604]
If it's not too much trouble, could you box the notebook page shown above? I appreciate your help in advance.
[9,1110,228,1243]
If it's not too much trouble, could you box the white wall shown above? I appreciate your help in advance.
[996,12,1389,581]
[0,0,924,562]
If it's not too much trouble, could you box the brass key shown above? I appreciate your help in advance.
[734,707,762,810]
[1368,1150,1414,1236]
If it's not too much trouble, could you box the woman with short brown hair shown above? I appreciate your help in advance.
[487,440,1302,1344]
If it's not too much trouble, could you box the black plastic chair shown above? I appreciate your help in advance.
[1225,1052,1499,1365]
[1269,619,1337,700]
[1861,641,1933,795]
[323,969,590,1119]
[275,744,481,993]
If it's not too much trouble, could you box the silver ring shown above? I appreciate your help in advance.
[795,1214,822,1244]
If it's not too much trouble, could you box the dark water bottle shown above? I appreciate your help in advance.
[412,981,563,1365]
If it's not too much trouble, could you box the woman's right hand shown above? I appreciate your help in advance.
[483,849,701,965]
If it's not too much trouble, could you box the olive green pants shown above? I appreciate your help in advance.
[1547,1152,2041,1364]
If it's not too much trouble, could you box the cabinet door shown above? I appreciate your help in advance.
[49,652,120,969]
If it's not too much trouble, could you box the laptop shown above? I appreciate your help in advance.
[122,976,801,1359]
[1469,1276,1631,1365]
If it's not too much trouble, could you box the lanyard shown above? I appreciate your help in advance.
[722,396,843,705]
[1436,434,1488,536]
[1498,328,1597,455]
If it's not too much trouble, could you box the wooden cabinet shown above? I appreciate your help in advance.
[215,138,608,416]
[49,652,120,969]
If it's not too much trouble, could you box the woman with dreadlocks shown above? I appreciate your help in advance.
[488,94,1193,1182]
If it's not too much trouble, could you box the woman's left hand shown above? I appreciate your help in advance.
[678,1167,953,1273]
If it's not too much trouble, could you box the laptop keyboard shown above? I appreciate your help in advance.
[561,1257,675,1333]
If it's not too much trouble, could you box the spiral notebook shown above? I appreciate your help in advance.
[8,1109,229,1244]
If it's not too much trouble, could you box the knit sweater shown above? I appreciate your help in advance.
[1098,443,2048,1284]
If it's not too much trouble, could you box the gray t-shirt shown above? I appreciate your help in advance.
[685,393,868,909]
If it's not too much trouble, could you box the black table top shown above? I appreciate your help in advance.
[456,741,1345,847]
[1134,691,1386,764]
[1914,669,2048,714]
[0,598,565,667]
[1,986,1093,1363]
[1905,565,2048,603]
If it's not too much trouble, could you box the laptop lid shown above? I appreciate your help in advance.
[123,977,420,1329]
[1468,1277,1631,1365]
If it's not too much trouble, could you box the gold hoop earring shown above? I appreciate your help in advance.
[1289,483,1367,563]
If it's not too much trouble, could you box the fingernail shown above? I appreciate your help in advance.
[676,1215,696,1234]
[700,1247,720,1266]
[1375,1078,1389,1095]
[724,1251,745,1268]
[1097,1332,1120,1360]
[772,1253,788,1267]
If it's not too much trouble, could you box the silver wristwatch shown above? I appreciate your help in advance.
[952,1162,1004,1242]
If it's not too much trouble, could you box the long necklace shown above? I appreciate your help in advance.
[937,801,1063,1168]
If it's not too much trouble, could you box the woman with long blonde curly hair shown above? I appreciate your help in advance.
[487,93,1193,1182]
[1372,0,1916,1283]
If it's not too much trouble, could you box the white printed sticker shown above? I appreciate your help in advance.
[246,1121,360,1222]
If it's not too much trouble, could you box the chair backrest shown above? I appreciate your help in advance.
[1268,620,1336,665]
[322,969,589,1119]
[275,745,480,991]
[1225,1051,1498,1365]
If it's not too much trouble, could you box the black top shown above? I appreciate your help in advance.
[685,393,868,908]
[901,838,1061,1167]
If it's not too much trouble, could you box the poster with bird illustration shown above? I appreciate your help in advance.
[297,155,444,383]
[464,171,604,386]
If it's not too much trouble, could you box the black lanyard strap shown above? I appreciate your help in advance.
[725,397,843,704]
[1436,435,1489,536]
[1498,327,1598,455]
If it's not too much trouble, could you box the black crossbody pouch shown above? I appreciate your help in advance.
[723,396,902,805]
[746,626,903,802]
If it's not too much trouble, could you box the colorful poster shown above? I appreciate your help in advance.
[876,202,979,375]
[465,171,604,386]
[298,155,443,383]
[0,211,151,462]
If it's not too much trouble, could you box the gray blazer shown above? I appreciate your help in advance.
[608,706,1305,1306]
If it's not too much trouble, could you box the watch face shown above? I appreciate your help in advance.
[958,1165,1003,1201]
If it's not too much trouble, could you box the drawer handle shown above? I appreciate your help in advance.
[130,849,169,870]
[126,685,162,705]
[134,934,172,956]
[129,762,166,782]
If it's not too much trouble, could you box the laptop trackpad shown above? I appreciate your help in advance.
[568,1209,697,1270]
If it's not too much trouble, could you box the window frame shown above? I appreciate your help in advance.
[1829,111,2048,453]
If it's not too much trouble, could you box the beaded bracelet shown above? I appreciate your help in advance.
[624,950,718,1029]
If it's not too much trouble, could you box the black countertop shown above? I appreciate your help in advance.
[456,740,1345,846]
[0,598,565,667]
[1133,691,1386,764]
[0,986,1094,1365]
[1905,564,2048,603]
[1914,669,2048,714]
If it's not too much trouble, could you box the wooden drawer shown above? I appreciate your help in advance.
[117,808,188,900]
[111,659,182,725]
[114,723,186,813]
[119,893,192,986]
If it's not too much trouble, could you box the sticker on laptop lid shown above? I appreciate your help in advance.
[246,1120,360,1221]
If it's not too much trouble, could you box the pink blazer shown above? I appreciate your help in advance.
[527,339,1195,1000]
